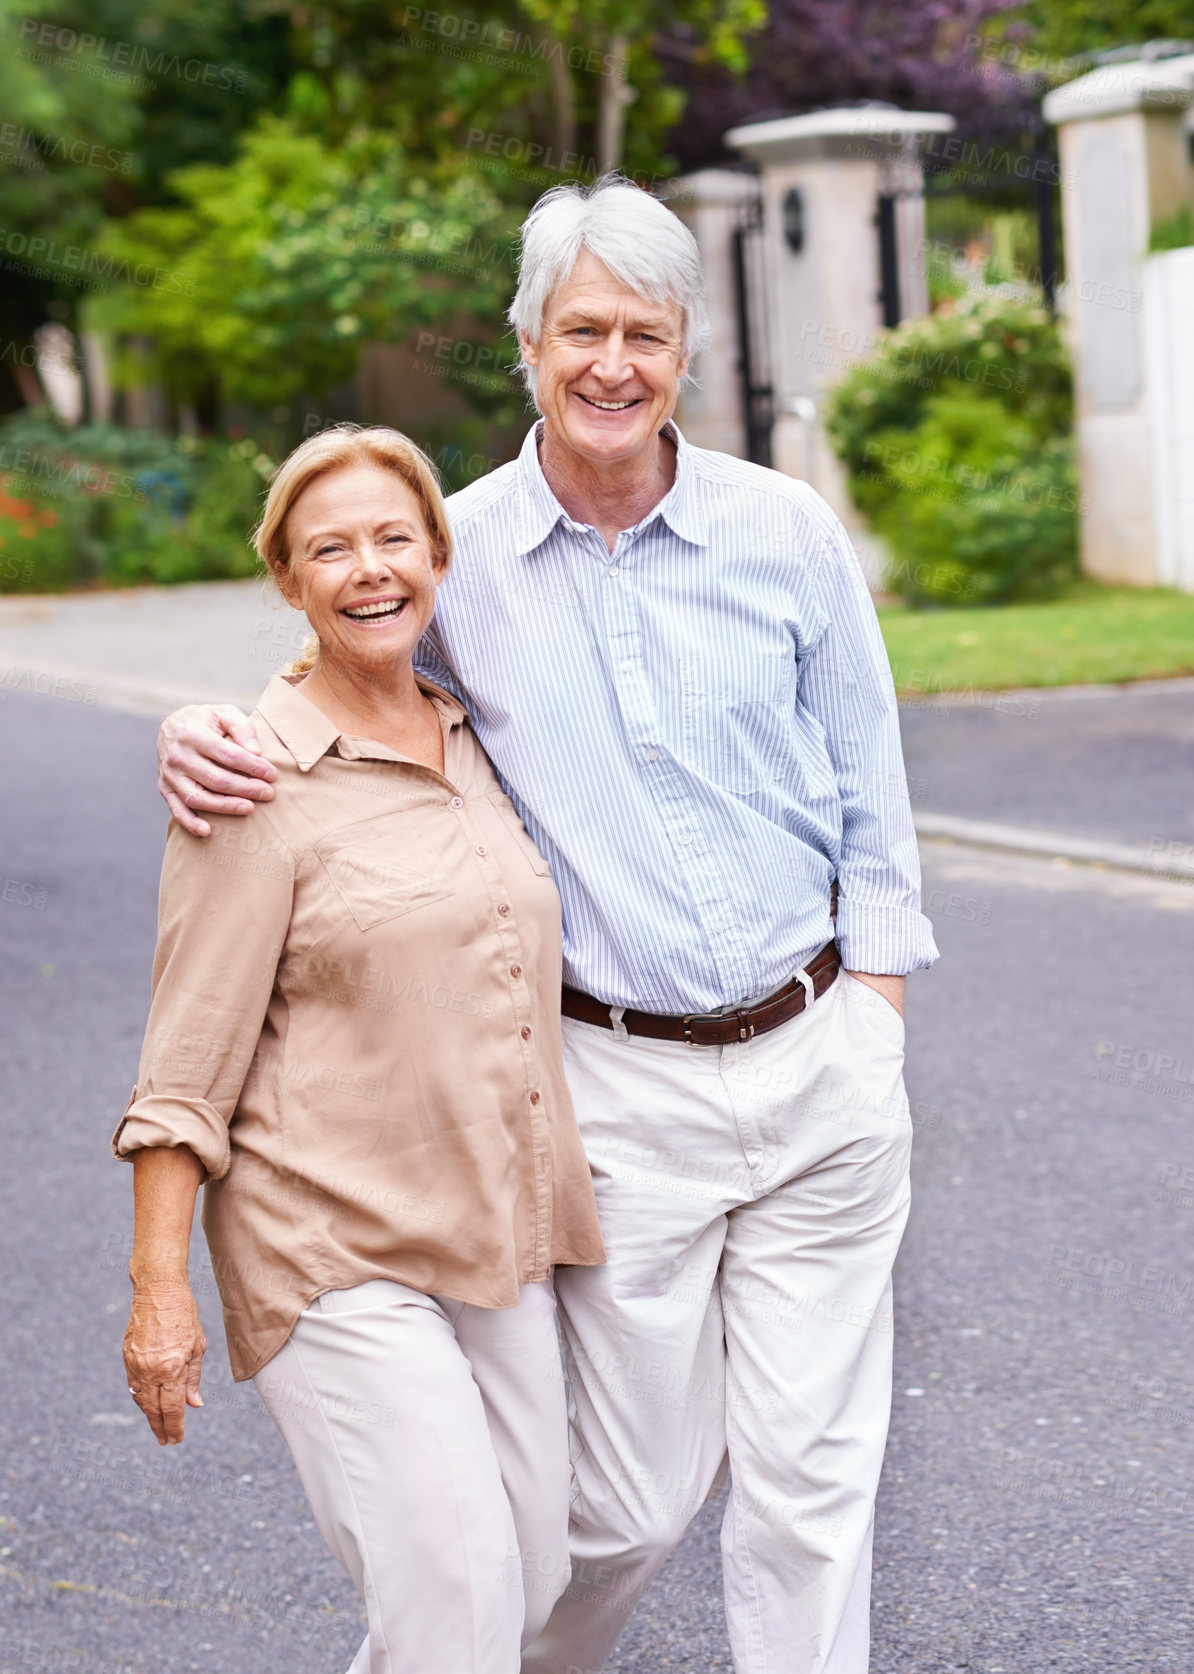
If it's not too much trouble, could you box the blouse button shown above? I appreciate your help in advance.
[497,903,510,916]
[521,1026,532,1040]
[510,964,522,979]
[450,796,464,808]
[529,1090,541,1105]
[475,844,488,856]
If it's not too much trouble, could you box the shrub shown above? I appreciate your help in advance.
[824,296,1078,605]
[0,411,273,593]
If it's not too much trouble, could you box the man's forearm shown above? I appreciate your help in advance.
[843,970,905,1017]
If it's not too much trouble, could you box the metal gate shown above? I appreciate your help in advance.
[874,129,1060,327]
[731,196,774,467]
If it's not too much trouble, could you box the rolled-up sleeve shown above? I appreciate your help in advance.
[112,811,295,1179]
[797,512,939,976]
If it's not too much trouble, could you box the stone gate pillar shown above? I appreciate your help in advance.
[1044,54,1194,586]
[673,109,953,585]
[664,169,763,459]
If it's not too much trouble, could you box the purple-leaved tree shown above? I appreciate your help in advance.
[659,1,1043,170]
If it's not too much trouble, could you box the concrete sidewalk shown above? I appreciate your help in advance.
[0,581,310,715]
[3,581,1191,881]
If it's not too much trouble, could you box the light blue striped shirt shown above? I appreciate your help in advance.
[417,420,938,1012]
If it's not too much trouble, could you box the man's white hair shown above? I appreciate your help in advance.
[507,174,710,401]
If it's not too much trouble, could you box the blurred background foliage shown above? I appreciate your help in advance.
[825,297,1077,604]
[0,0,1189,593]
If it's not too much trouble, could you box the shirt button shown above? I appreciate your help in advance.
[521,1026,532,1040]
[607,565,619,577]
[450,796,463,808]
[510,964,522,979]
[475,844,488,856]
[620,658,633,671]
[529,1090,541,1105]
[498,903,511,916]
[678,833,693,846]
[645,748,660,762]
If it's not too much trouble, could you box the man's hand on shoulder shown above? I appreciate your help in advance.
[158,705,276,837]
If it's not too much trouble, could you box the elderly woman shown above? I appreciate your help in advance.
[114,424,605,1673]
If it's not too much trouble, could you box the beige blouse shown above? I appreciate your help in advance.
[113,673,604,1380]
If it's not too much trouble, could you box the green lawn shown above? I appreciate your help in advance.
[878,583,1194,695]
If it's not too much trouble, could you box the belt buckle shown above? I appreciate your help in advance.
[681,1008,755,1047]
[681,1010,718,1047]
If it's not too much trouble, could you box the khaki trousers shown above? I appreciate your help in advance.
[255,1277,570,1674]
[521,971,913,1674]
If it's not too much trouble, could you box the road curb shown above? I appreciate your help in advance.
[898,674,1194,708]
[915,811,1194,883]
[4,658,1192,885]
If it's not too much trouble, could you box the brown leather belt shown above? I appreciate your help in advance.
[561,940,841,1047]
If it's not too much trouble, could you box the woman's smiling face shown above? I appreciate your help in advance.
[278,462,446,678]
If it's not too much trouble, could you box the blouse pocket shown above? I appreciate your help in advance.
[486,790,554,876]
[315,819,454,931]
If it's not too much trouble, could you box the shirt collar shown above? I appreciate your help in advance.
[513,417,708,556]
[256,671,466,773]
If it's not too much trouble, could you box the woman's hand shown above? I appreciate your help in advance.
[124,1278,207,1446]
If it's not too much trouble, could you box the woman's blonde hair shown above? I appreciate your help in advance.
[253,424,452,675]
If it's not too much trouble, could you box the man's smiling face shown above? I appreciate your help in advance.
[519,248,689,468]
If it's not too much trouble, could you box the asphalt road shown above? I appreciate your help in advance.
[899,682,1194,852]
[2,687,1192,1674]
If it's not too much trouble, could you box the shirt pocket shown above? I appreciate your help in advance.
[315,817,454,931]
[487,790,553,876]
[680,649,796,795]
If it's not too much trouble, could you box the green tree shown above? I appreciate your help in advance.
[987,1,1194,69]
[511,0,765,175]
[87,118,516,420]
[8,0,768,428]
[0,0,291,408]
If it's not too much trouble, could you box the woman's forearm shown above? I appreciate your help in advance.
[125,1146,208,1445]
[129,1146,205,1285]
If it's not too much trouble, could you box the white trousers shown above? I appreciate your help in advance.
[254,1277,571,1674]
[521,971,913,1674]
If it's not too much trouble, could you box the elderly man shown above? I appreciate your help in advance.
[158,176,937,1674]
